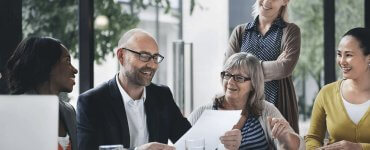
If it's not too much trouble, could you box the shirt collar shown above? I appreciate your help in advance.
[115,74,146,104]
[272,17,286,28]
[246,16,286,31]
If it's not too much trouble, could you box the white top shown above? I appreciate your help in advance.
[341,97,370,124]
[58,134,70,150]
[116,75,149,148]
[340,82,370,124]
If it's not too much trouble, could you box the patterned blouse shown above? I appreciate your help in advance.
[240,16,286,105]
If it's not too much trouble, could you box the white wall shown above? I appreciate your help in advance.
[69,1,230,113]
[183,0,229,115]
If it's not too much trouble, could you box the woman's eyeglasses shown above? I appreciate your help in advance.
[220,71,251,83]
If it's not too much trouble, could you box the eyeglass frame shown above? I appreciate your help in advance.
[121,47,164,64]
[220,71,251,83]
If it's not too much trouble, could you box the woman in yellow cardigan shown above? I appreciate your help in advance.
[305,27,370,150]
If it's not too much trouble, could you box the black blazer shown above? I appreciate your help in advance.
[59,100,78,150]
[77,77,191,150]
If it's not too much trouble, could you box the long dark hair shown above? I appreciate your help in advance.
[343,27,370,56]
[6,37,63,94]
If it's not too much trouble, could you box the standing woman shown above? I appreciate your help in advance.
[6,37,79,150]
[305,28,370,150]
[225,0,301,133]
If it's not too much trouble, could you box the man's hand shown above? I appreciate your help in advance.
[219,129,242,150]
[136,142,175,150]
[317,140,362,150]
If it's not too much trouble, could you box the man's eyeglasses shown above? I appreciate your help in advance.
[220,71,251,83]
[122,48,164,64]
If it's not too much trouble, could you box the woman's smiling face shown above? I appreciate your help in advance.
[337,35,370,80]
[258,0,288,19]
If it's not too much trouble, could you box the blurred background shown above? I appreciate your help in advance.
[0,0,369,136]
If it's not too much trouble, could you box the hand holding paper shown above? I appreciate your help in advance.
[219,129,241,150]
[175,110,241,150]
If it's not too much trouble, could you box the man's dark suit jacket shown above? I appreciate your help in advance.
[77,77,191,150]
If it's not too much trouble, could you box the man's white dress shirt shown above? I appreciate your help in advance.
[116,75,149,148]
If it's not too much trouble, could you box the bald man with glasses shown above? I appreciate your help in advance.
[77,28,191,150]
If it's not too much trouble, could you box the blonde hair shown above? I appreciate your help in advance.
[252,0,290,22]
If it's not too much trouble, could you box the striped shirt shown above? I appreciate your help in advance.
[240,16,286,105]
[212,102,269,150]
[239,117,269,150]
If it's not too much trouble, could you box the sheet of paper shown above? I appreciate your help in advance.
[175,110,241,150]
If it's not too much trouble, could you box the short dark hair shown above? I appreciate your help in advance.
[343,27,370,56]
[6,37,63,94]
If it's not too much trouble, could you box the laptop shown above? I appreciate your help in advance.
[0,95,59,150]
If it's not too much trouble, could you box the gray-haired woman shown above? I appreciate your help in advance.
[189,52,303,150]
[225,0,301,133]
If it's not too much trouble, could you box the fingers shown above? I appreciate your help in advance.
[273,122,287,138]
[163,145,175,150]
[267,116,273,129]
[221,141,239,150]
[271,122,281,138]
[220,135,241,143]
[220,129,241,141]
[320,143,341,150]
[220,129,242,150]
[319,140,352,150]
[224,129,241,137]
[270,117,281,127]
[150,142,167,150]
[269,117,289,139]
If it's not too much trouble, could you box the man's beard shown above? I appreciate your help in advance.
[125,67,156,86]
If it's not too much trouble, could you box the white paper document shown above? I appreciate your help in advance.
[175,110,242,150]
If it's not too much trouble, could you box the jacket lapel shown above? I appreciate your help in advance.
[59,101,78,150]
[107,77,130,147]
[144,84,159,142]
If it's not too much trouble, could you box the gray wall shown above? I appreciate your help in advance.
[228,0,255,34]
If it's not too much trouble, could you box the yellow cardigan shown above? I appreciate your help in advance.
[305,80,370,150]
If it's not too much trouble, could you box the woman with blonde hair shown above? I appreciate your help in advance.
[225,0,301,133]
